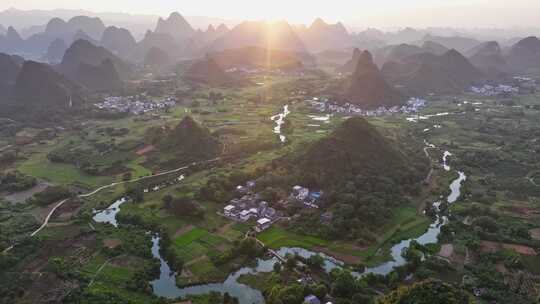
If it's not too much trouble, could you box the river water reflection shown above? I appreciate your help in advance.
[147,168,466,303]
[92,132,467,304]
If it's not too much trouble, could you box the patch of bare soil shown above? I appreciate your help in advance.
[500,205,539,219]
[185,255,208,267]
[502,244,537,256]
[110,255,145,268]
[481,241,537,256]
[23,233,97,273]
[174,224,195,238]
[180,269,194,278]
[103,238,122,249]
[17,233,98,303]
[313,246,362,265]
[19,272,79,304]
[439,244,454,258]
[495,262,508,274]
[480,241,501,254]
[53,199,82,220]
[136,145,155,156]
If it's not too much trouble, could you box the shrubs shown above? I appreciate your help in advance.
[473,216,499,233]
[164,195,204,218]
[0,170,36,192]
[29,186,71,206]
[209,237,264,266]
[378,279,473,304]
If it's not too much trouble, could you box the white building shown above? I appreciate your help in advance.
[239,210,252,222]
[224,205,236,216]
[293,186,310,201]
[256,218,272,232]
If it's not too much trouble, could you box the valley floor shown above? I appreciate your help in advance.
[1,76,540,304]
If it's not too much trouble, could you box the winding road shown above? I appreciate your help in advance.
[3,157,222,253]
[30,199,69,237]
[0,145,12,152]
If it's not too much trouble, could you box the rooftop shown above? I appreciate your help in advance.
[257,218,271,225]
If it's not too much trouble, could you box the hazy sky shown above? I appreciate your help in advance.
[1,0,539,28]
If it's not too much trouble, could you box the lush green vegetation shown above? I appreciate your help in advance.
[378,279,473,304]
[0,170,36,192]
[28,185,71,206]
[2,68,540,304]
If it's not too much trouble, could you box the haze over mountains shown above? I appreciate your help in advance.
[2,8,540,111]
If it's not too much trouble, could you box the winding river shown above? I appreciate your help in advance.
[270,105,290,143]
[91,118,467,304]
[150,235,273,303]
[143,144,467,303]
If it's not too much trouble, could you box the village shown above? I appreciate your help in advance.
[470,84,519,96]
[94,95,177,115]
[221,180,324,233]
[470,76,537,97]
[307,96,426,116]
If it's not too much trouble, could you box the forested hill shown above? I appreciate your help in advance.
[144,116,222,167]
[294,117,428,190]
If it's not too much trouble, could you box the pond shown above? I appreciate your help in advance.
[92,197,127,227]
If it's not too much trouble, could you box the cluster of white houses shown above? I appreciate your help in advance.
[222,181,281,232]
[470,84,519,96]
[94,95,177,115]
[287,186,323,209]
[470,77,537,97]
[308,97,426,116]
[222,182,323,232]
[513,76,537,91]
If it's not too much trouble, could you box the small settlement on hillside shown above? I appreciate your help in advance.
[94,95,177,115]
[221,181,323,232]
[308,97,426,116]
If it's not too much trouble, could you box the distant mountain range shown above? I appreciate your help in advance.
[466,41,508,80]
[59,39,130,89]
[183,57,246,87]
[1,9,538,70]
[154,12,196,41]
[506,36,540,74]
[1,9,540,112]
[381,49,483,96]
[206,20,307,53]
[7,60,85,121]
[294,18,351,52]
[144,47,171,67]
[208,46,314,70]
[342,50,405,108]
[0,53,21,85]
[100,26,137,59]
[0,8,237,39]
